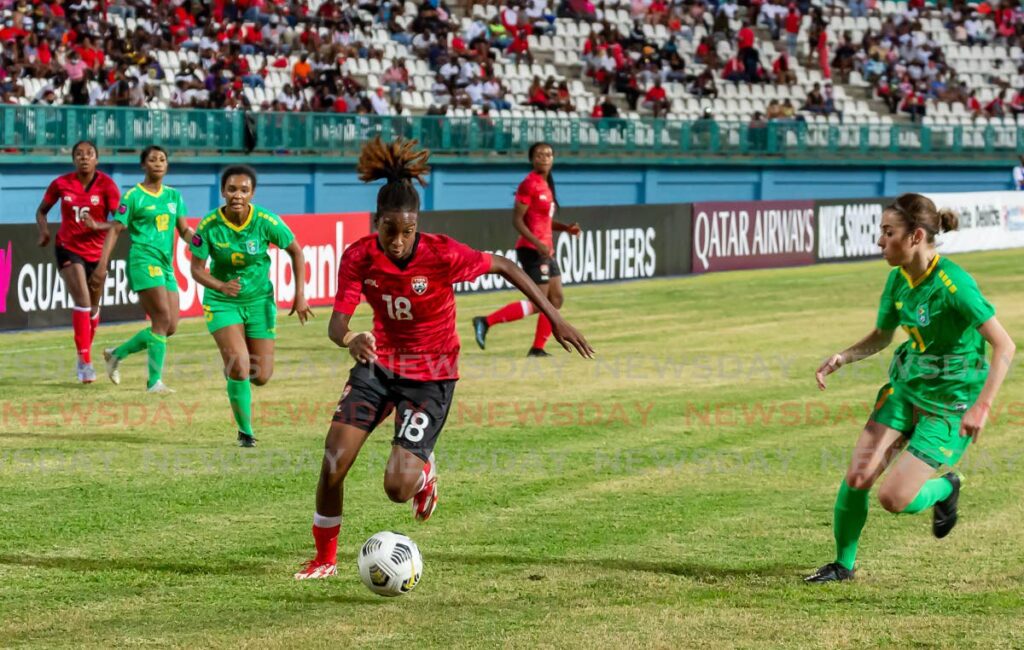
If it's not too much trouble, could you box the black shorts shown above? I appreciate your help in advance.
[516,246,561,285]
[332,363,456,461]
[55,245,99,278]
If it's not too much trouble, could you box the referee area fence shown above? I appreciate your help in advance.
[2,190,1023,331]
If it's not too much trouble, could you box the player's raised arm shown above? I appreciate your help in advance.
[489,254,594,359]
[816,327,895,390]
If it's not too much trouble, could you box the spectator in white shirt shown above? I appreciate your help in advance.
[1013,156,1024,190]
[369,87,392,115]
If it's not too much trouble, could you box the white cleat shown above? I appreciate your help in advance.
[77,361,97,384]
[104,349,121,385]
[147,381,175,394]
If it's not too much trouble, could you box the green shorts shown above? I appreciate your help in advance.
[870,382,970,469]
[128,248,177,293]
[203,298,278,339]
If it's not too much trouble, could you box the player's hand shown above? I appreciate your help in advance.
[536,243,551,257]
[219,278,242,297]
[566,222,582,236]
[815,353,844,391]
[290,295,314,325]
[551,317,595,359]
[88,267,107,293]
[37,229,50,247]
[349,332,378,364]
[960,401,990,443]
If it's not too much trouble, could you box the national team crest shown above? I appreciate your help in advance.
[90,195,100,206]
[411,276,428,295]
[168,203,177,215]
[917,304,930,326]
[246,240,258,254]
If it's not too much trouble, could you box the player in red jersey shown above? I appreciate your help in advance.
[294,138,594,580]
[472,142,582,357]
[34,140,122,383]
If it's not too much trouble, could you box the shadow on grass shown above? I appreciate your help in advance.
[428,551,805,579]
[0,553,269,576]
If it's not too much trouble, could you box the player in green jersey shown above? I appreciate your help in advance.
[805,193,1016,583]
[90,146,195,394]
[188,165,313,447]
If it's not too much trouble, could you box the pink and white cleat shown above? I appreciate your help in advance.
[293,559,337,580]
[412,453,438,522]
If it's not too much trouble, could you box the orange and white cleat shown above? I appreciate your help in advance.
[412,453,438,522]
[293,559,337,580]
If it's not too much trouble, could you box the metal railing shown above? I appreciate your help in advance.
[1,105,1020,159]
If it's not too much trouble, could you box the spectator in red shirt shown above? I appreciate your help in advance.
[642,79,671,118]
[785,5,801,57]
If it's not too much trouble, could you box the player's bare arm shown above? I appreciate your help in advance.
[189,248,241,297]
[490,254,594,358]
[34,197,56,247]
[513,201,548,256]
[960,316,1016,442]
[328,311,376,364]
[816,327,895,390]
[88,221,127,293]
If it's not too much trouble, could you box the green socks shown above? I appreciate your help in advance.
[146,331,167,389]
[227,378,254,436]
[114,328,168,388]
[901,477,954,515]
[113,327,152,359]
[833,480,870,571]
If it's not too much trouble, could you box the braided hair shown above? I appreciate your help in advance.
[357,136,431,216]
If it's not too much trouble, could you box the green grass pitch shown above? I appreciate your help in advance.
[1,249,1022,648]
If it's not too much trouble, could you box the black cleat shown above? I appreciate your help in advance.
[804,562,855,583]
[237,431,257,448]
[933,472,962,539]
[472,316,489,350]
[526,347,552,358]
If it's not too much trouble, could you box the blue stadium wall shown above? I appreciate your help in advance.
[0,160,1015,224]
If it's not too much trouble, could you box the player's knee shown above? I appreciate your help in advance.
[383,476,410,503]
[251,372,271,387]
[877,487,909,513]
[226,364,250,381]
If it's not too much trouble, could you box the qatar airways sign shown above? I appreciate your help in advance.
[691,200,816,273]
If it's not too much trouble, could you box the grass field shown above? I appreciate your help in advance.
[1,249,1023,649]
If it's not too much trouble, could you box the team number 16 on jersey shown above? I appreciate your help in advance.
[382,295,413,320]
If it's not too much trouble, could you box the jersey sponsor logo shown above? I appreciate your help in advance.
[246,240,258,254]
[411,276,428,295]
[191,233,203,247]
[63,195,73,202]
[917,304,930,326]
[895,301,903,309]
[168,203,177,215]
[364,278,378,287]
[90,195,100,206]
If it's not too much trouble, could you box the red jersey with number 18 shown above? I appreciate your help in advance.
[334,232,493,381]
[42,171,122,260]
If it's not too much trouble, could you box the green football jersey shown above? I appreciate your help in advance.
[115,184,187,259]
[190,203,295,304]
[876,255,995,414]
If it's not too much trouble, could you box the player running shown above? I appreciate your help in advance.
[294,137,594,580]
[472,142,582,357]
[91,146,193,393]
[805,193,1015,583]
[35,140,122,383]
[188,165,312,448]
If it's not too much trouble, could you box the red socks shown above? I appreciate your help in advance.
[486,299,536,326]
[312,524,340,564]
[72,307,92,363]
[90,308,100,340]
[533,313,552,350]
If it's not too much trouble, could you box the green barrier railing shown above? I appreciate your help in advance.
[1,105,1021,159]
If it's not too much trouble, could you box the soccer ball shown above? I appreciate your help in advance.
[357,531,423,597]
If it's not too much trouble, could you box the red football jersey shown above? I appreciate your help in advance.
[42,171,121,261]
[514,171,556,252]
[334,233,493,381]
